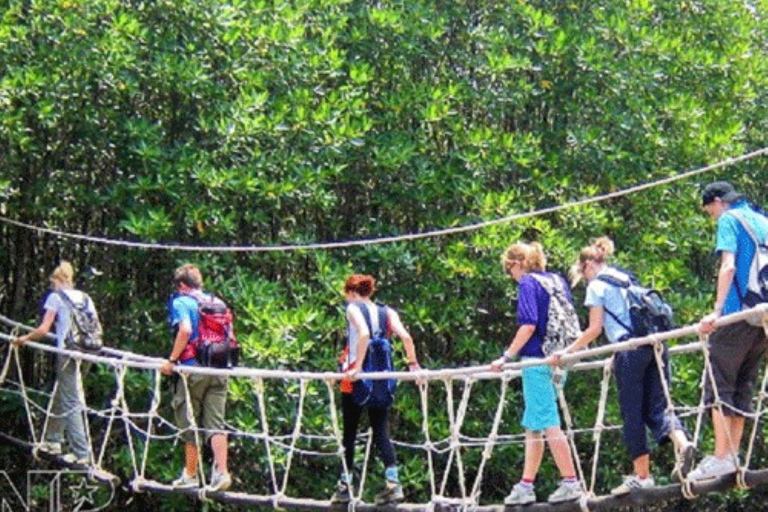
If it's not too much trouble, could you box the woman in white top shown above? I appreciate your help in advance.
[14,261,100,464]
[332,274,420,506]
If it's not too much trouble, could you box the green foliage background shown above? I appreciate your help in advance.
[0,0,767,510]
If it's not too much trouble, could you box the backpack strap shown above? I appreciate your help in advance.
[55,290,87,310]
[726,210,768,247]
[594,272,634,335]
[352,301,387,339]
[723,210,768,305]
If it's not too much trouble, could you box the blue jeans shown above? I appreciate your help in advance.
[614,345,681,459]
[45,356,91,459]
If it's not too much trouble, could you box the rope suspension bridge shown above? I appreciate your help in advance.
[1,306,768,511]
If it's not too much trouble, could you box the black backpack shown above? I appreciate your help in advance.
[56,291,103,352]
[596,269,674,338]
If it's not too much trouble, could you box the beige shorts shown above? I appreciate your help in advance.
[172,373,228,443]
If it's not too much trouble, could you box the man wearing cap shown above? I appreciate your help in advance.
[688,181,768,481]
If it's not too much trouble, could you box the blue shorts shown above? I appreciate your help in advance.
[521,361,562,431]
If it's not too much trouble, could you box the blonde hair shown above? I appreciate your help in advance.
[50,261,75,288]
[571,236,615,284]
[501,242,547,274]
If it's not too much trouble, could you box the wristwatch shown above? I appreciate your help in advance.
[169,358,178,365]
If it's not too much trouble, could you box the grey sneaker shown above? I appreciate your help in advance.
[330,481,351,504]
[172,468,199,488]
[504,482,536,506]
[687,455,738,482]
[547,480,582,503]
[37,441,62,455]
[208,468,232,492]
[374,482,404,505]
[610,475,654,495]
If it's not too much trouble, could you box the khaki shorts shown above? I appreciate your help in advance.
[172,373,228,443]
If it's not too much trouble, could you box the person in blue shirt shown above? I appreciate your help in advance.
[689,181,768,481]
[490,242,583,506]
[161,264,232,492]
[553,237,694,494]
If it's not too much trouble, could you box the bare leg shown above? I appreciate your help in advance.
[545,426,576,478]
[522,430,545,481]
[185,442,199,476]
[211,434,229,473]
[713,409,744,458]
[632,454,650,479]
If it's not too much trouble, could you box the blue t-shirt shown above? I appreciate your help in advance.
[169,293,201,363]
[517,271,573,358]
[585,267,633,343]
[716,200,768,314]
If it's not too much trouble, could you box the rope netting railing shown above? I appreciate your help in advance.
[1,305,768,512]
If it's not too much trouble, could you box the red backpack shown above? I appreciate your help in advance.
[185,292,240,369]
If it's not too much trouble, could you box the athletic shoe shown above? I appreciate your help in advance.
[61,453,90,465]
[374,482,404,505]
[330,481,351,504]
[172,468,199,488]
[37,441,62,455]
[548,480,583,503]
[687,455,738,482]
[504,482,536,506]
[673,442,697,481]
[208,468,232,492]
[610,475,654,495]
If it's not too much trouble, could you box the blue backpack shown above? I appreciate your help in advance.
[350,302,397,409]
[596,268,675,338]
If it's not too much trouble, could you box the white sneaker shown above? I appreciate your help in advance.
[504,482,536,506]
[172,468,199,488]
[547,480,583,503]
[62,453,90,465]
[37,441,62,455]
[610,475,654,495]
[207,468,232,492]
[687,455,738,482]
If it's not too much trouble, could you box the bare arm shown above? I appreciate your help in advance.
[566,306,604,353]
[491,324,536,371]
[700,251,736,334]
[388,309,419,366]
[161,319,192,375]
[14,310,57,345]
[348,305,370,373]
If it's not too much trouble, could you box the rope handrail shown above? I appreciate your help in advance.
[1,147,765,252]
[1,305,765,381]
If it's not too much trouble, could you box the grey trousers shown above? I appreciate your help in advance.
[45,356,91,459]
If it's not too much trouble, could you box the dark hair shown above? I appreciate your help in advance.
[344,274,377,297]
[173,264,203,289]
[701,181,744,206]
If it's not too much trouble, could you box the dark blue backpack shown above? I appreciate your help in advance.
[351,302,397,409]
[597,268,675,338]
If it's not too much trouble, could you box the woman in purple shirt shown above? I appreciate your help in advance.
[491,242,583,506]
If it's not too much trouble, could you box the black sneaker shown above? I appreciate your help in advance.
[375,483,404,505]
[673,442,697,481]
[330,482,351,504]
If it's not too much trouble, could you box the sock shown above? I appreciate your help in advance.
[562,476,577,484]
[385,466,400,484]
[520,478,534,489]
